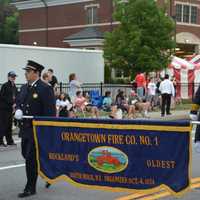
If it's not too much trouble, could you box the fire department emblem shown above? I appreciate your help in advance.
[88,146,128,173]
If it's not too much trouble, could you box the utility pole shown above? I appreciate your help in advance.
[41,0,48,46]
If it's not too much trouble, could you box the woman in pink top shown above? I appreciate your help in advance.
[74,91,87,110]
[74,91,99,118]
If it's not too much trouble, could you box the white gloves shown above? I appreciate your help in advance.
[189,114,198,121]
[14,109,23,120]
[195,142,200,153]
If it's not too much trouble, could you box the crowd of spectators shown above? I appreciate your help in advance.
[38,71,177,119]
[0,69,178,136]
[46,73,177,119]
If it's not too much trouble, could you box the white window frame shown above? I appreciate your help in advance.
[175,3,198,24]
[85,5,99,25]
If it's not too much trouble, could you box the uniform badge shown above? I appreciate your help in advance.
[33,93,38,99]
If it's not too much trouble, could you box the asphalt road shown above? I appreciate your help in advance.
[0,136,130,200]
[0,121,200,200]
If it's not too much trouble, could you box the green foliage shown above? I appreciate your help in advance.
[104,64,112,83]
[110,78,130,84]
[0,0,19,44]
[103,0,175,75]
[3,12,19,44]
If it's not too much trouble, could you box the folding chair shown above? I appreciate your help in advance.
[89,90,102,108]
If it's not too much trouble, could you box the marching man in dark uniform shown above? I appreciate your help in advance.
[190,84,200,152]
[15,60,56,198]
[0,71,18,147]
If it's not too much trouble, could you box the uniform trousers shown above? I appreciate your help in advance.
[195,115,200,142]
[0,109,14,144]
[161,93,171,115]
[21,128,38,192]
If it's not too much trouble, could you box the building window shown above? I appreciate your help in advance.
[191,6,197,24]
[175,4,198,24]
[86,7,98,24]
[176,4,182,22]
[183,5,189,23]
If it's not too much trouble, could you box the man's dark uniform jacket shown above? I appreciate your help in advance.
[0,80,18,111]
[191,86,200,142]
[0,80,18,144]
[17,79,55,193]
[17,79,56,138]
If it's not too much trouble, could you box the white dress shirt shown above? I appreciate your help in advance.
[159,79,175,97]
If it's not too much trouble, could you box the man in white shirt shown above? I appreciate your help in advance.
[159,74,175,117]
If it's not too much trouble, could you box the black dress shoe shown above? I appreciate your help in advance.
[167,113,172,115]
[45,182,51,188]
[18,190,36,198]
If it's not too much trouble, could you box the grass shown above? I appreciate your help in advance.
[76,102,192,118]
[173,103,191,110]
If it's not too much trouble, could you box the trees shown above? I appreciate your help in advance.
[103,0,175,78]
[0,0,18,44]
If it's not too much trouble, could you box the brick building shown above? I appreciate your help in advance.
[12,0,200,56]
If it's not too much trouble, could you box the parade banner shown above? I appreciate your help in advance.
[33,117,191,197]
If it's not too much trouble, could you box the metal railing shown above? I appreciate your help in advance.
[0,82,199,99]
[58,82,132,98]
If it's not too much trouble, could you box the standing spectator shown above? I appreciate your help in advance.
[48,69,58,95]
[0,71,18,147]
[48,68,58,88]
[155,77,162,107]
[171,76,177,95]
[42,72,51,86]
[135,72,146,98]
[147,77,157,110]
[14,60,56,198]
[159,74,175,117]
[68,73,82,103]
[171,76,177,107]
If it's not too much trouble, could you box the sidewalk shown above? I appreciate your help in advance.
[12,109,190,136]
[147,109,190,120]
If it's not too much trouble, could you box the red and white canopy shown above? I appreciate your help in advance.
[169,56,194,70]
[169,56,196,99]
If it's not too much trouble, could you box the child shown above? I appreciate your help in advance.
[56,93,73,117]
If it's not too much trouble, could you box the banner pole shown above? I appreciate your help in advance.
[22,115,34,119]
[191,121,200,125]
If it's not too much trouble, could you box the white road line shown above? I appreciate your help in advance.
[0,164,25,171]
